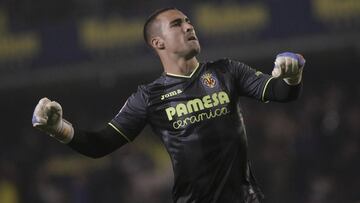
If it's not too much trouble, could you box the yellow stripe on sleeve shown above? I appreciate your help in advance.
[261,77,275,103]
[108,122,131,143]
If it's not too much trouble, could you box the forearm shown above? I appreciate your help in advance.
[67,124,127,158]
[264,78,302,102]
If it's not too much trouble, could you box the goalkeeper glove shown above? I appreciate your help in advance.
[32,97,74,143]
[272,52,305,85]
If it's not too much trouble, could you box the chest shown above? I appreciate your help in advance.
[148,71,238,130]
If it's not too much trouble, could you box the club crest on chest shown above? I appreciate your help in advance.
[201,73,217,88]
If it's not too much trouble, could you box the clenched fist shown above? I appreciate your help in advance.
[272,52,305,85]
[32,98,74,143]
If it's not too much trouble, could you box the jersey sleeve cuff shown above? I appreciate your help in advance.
[261,77,275,103]
[108,122,132,143]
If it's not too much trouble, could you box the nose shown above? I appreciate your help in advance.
[184,22,194,33]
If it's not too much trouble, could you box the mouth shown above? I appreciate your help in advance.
[187,34,198,41]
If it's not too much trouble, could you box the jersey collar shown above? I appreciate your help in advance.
[165,63,200,78]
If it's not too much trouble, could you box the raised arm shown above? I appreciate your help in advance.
[263,52,305,102]
[68,125,128,158]
[32,86,148,158]
[32,98,129,158]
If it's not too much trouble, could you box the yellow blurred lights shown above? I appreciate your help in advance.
[195,3,269,35]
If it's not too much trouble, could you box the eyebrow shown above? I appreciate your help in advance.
[169,17,190,26]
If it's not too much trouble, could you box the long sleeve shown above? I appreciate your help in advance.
[67,124,128,158]
[263,78,302,102]
[67,85,149,158]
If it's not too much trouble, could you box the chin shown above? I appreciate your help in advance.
[185,46,201,59]
[194,44,201,54]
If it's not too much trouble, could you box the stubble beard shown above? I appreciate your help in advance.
[184,43,201,60]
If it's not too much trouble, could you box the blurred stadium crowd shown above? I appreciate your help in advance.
[0,0,359,203]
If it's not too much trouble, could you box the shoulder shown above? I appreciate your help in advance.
[134,75,166,99]
[139,74,165,91]
[203,58,231,67]
[203,58,246,72]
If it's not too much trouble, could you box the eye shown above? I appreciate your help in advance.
[170,20,181,28]
[173,22,181,27]
[186,19,192,25]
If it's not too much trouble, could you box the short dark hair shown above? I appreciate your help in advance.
[143,7,177,46]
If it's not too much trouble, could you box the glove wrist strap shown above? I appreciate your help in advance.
[50,119,74,144]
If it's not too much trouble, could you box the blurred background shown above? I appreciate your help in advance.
[0,0,359,202]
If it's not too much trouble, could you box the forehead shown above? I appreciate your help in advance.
[156,10,188,23]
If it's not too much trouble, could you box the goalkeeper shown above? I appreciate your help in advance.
[32,8,305,203]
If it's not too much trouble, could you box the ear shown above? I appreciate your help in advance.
[151,37,165,50]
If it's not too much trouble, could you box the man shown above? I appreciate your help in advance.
[32,8,305,203]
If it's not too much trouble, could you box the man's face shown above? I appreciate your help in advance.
[156,10,201,59]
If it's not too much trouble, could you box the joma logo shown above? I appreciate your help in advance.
[161,89,182,100]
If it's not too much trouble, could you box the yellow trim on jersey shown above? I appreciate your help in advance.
[165,63,200,78]
[108,122,131,143]
[261,77,275,103]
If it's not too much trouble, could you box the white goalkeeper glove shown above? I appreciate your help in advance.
[32,97,74,143]
[272,52,306,85]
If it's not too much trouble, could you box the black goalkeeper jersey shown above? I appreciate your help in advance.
[109,58,272,203]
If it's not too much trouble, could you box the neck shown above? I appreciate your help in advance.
[161,56,199,76]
